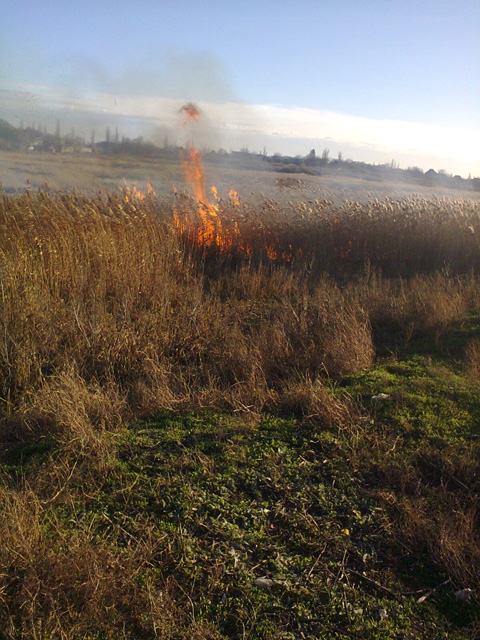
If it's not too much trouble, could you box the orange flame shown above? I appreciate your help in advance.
[178,102,202,124]
[176,102,237,249]
[174,103,296,262]
[179,144,220,245]
[123,181,156,202]
[229,189,240,206]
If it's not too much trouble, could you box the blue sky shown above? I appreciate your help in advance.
[1,0,480,176]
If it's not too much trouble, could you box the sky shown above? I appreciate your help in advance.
[1,0,480,177]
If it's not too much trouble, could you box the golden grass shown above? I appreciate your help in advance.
[2,189,480,417]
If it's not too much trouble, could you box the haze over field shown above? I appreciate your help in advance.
[1,1,480,177]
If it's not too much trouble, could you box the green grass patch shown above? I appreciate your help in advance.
[25,404,474,638]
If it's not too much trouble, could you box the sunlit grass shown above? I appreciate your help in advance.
[1,190,480,638]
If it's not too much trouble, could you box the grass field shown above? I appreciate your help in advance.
[1,178,480,638]
[2,149,480,203]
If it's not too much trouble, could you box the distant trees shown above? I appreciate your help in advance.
[304,148,330,169]
[0,116,479,192]
[304,149,316,166]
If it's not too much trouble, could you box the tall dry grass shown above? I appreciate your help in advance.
[0,190,377,419]
[175,194,480,277]
[1,190,480,636]
[2,189,480,433]
[2,189,480,440]
[3,192,480,407]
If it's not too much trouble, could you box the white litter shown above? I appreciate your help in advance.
[254,577,275,588]
[372,393,390,401]
[455,588,476,602]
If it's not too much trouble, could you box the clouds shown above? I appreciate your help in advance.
[252,104,480,171]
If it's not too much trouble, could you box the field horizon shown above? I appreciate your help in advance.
[2,148,480,205]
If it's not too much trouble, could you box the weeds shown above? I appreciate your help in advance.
[1,190,480,637]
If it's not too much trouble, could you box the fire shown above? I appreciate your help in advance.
[229,189,240,206]
[178,144,219,245]
[174,102,297,262]
[123,181,156,203]
[178,102,202,124]
[117,106,295,263]
[175,102,241,250]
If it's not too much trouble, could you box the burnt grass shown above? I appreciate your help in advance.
[0,190,480,638]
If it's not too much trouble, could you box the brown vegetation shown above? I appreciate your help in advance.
[3,190,480,415]
[1,190,480,637]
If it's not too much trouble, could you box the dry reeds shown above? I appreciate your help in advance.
[2,190,480,420]
[2,189,480,423]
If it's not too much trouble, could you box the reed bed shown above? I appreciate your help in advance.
[2,190,480,416]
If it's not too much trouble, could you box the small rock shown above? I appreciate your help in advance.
[254,577,275,588]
